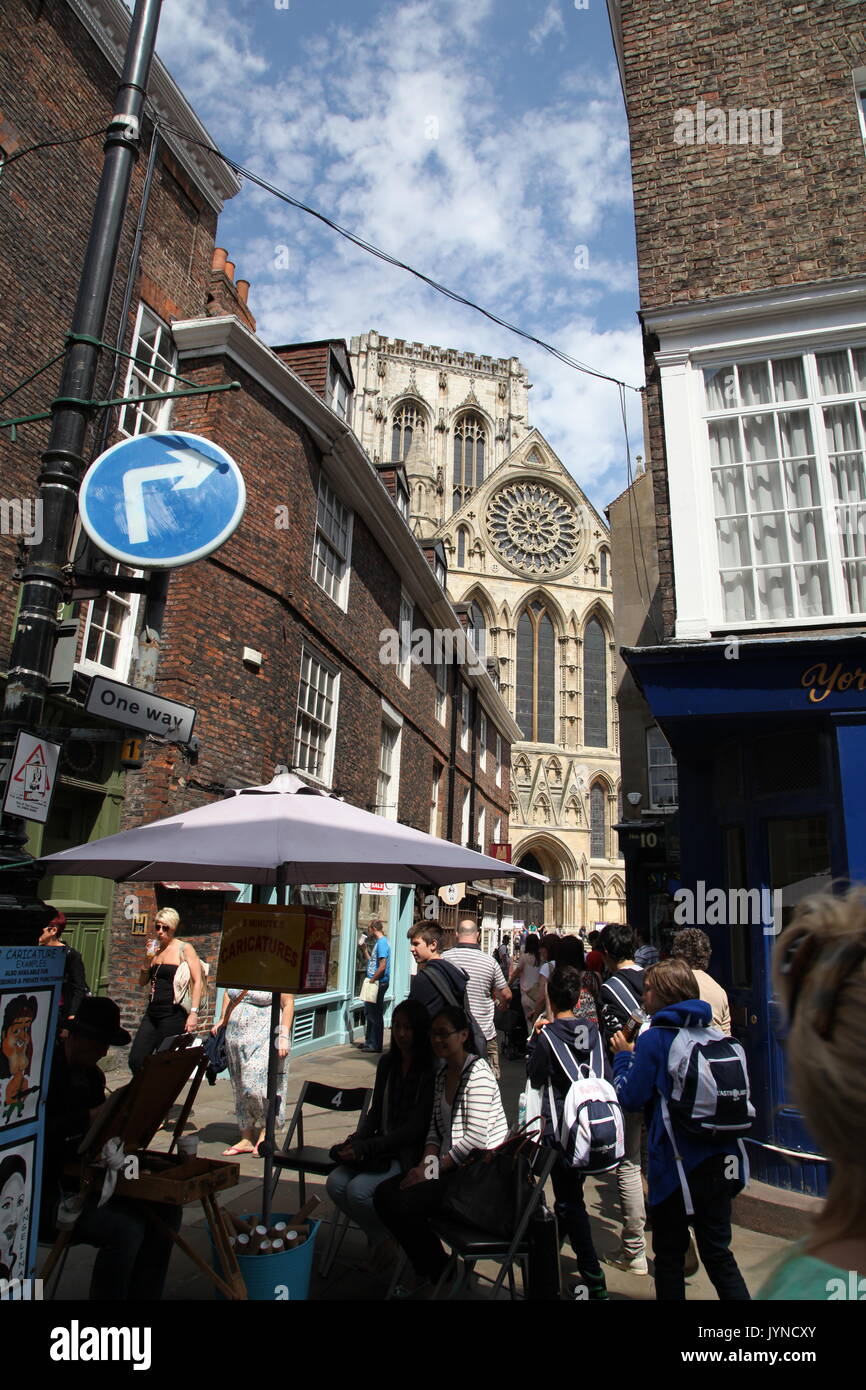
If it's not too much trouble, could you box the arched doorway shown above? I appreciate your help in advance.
[514,850,545,930]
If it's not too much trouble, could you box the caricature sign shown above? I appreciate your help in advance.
[0,946,63,1284]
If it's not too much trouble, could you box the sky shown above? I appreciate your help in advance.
[152,0,644,513]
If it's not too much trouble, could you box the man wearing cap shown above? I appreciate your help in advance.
[39,909,88,1031]
[41,995,182,1300]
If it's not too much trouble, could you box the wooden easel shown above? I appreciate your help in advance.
[41,1039,247,1300]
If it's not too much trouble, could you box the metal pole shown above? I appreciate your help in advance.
[0,0,164,938]
[261,864,288,1226]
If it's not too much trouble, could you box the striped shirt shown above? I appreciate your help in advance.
[427,1056,509,1164]
[442,944,507,1041]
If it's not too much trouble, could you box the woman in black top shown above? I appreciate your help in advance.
[327,999,434,1258]
[128,908,203,1072]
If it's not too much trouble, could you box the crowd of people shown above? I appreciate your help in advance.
[33,891,866,1303]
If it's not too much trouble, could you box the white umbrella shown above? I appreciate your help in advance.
[40,771,544,1226]
[40,771,543,887]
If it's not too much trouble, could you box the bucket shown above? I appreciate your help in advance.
[212,1213,321,1301]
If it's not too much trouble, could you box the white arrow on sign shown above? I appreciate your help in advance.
[122,447,216,544]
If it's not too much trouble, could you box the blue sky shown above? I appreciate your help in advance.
[154,0,644,511]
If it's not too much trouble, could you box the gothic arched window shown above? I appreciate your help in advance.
[590,783,606,858]
[467,599,486,661]
[599,549,609,586]
[583,617,607,748]
[392,401,426,463]
[456,527,468,568]
[452,412,486,512]
[516,600,555,743]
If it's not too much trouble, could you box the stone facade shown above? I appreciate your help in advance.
[350,333,625,929]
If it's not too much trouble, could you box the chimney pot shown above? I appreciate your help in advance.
[212,247,228,273]
[236,279,250,305]
[224,260,236,282]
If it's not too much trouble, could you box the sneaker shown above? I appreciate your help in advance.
[576,1272,610,1302]
[602,1250,649,1275]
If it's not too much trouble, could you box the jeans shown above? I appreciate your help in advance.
[615,1109,647,1258]
[70,1193,183,1300]
[550,1157,602,1280]
[326,1159,401,1243]
[129,1006,188,1072]
[364,981,387,1051]
[650,1153,751,1301]
[373,1171,451,1280]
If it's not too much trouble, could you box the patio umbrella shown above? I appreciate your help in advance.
[39,770,543,887]
[40,771,545,1224]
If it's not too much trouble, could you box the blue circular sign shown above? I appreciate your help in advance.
[79,431,246,568]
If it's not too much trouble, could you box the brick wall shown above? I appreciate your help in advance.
[617,0,866,638]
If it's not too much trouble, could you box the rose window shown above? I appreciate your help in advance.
[486,482,581,573]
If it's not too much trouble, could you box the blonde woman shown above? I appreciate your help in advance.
[759,890,866,1299]
[129,908,203,1072]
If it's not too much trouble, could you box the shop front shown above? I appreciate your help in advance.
[625,633,866,1195]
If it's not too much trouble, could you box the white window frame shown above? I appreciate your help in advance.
[376,702,403,819]
[76,563,142,682]
[398,592,413,687]
[118,303,176,438]
[434,660,448,725]
[311,474,353,610]
[293,646,340,787]
[648,283,866,639]
[478,710,487,772]
[494,815,503,848]
[853,68,866,148]
[460,787,471,845]
[477,804,486,855]
[328,364,351,421]
[495,733,503,787]
[430,762,442,836]
[460,684,472,752]
[647,726,678,810]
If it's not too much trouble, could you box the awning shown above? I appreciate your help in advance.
[160,881,240,892]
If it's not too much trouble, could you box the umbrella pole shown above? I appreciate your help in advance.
[260,864,288,1226]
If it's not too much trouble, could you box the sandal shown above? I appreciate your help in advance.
[222,1143,256,1156]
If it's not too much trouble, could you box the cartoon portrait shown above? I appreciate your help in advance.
[0,1143,32,1282]
[0,991,52,1128]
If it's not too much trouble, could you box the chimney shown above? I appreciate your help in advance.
[212,247,228,274]
[236,280,250,305]
[224,260,236,282]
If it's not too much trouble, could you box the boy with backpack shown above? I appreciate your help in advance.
[527,965,623,1301]
[611,957,753,1301]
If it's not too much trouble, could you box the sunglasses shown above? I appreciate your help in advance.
[779,930,866,1040]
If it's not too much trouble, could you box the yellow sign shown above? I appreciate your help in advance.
[216,905,331,993]
[801,661,866,704]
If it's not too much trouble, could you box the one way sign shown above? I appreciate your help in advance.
[86,676,196,742]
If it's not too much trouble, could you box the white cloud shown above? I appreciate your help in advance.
[529,2,567,50]
[154,0,642,509]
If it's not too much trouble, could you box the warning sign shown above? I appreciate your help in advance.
[2,731,61,823]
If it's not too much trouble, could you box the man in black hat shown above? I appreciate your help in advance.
[42,995,182,1300]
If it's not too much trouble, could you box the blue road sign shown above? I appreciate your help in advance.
[78,431,246,568]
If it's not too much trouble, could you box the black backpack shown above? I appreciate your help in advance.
[424,960,489,1061]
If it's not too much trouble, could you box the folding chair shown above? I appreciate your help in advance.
[271,1080,371,1276]
[429,1143,559,1300]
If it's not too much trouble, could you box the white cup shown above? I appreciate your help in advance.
[177,1135,199,1158]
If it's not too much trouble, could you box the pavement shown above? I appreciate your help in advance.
[45,1040,793,1301]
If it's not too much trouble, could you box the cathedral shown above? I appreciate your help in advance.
[349,332,625,931]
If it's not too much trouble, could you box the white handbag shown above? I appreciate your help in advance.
[359,977,380,1004]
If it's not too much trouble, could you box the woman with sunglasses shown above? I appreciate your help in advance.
[373,1004,508,1294]
[759,891,866,1299]
[129,908,204,1073]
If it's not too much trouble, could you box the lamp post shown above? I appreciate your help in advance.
[0,0,164,939]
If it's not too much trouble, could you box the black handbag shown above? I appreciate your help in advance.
[439,1129,537,1239]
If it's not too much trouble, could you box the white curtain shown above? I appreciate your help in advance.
[721,570,754,622]
[771,357,806,402]
[739,362,772,406]
[817,351,852,397]
[705,366,736,410]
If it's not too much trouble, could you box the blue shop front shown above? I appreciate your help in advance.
[624,632,866,1196]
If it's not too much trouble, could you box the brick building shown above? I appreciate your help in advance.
[607,0,866,1191]
[2,0,516,1053]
